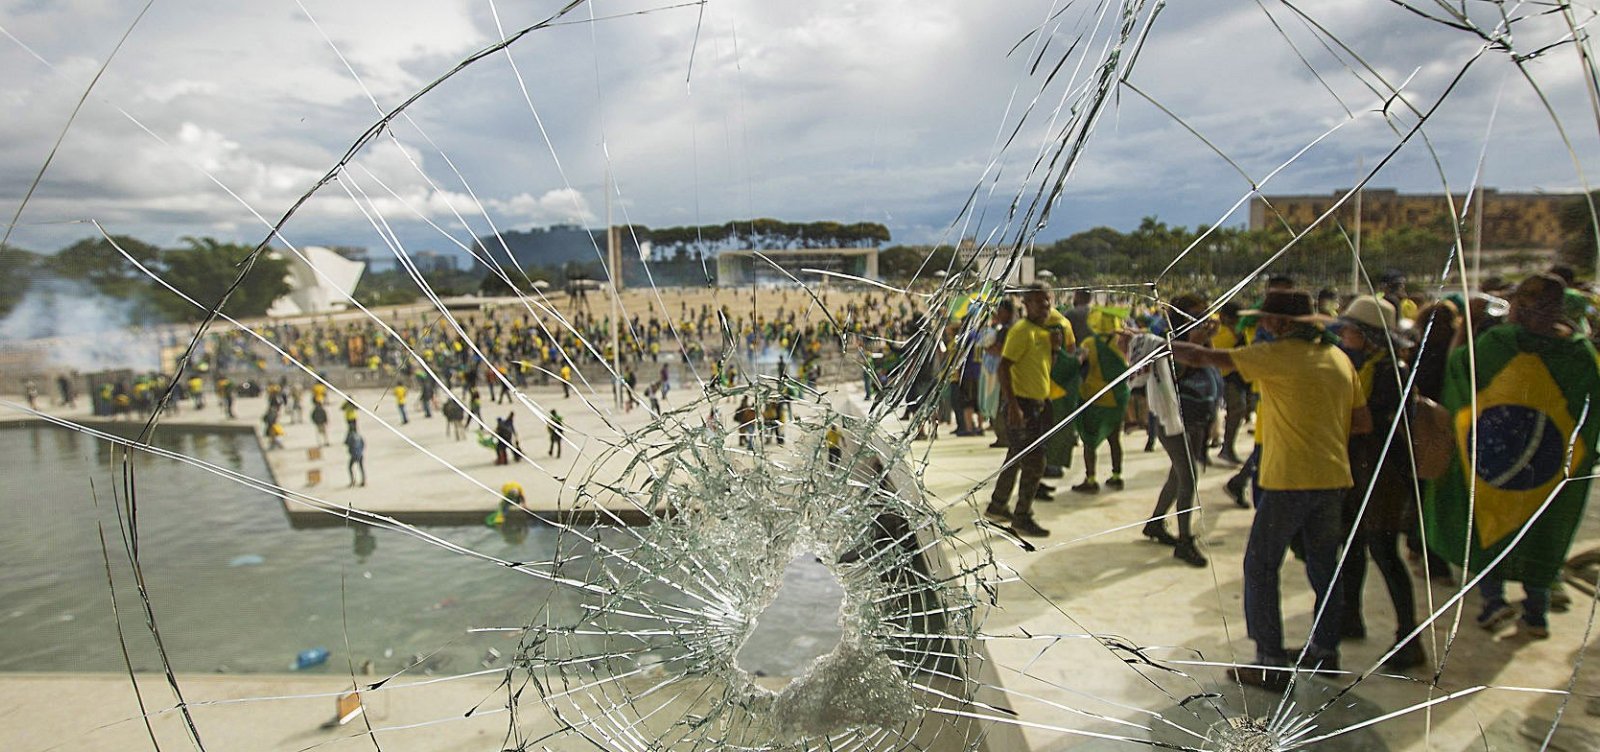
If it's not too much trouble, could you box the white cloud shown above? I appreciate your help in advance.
[1,0,1597,256]
[492,188,594,225]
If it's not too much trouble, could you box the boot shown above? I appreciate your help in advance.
[1173,537,1207,567]
[1382,635,1427,671]
[1011,516,1050,537]
[1141,522,1178,546]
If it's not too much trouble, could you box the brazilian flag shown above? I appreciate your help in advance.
[1424,324,1600,585]
[1075,335,1130,450]
[1047,346,1082,466]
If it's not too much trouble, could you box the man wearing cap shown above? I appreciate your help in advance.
[987,282,1073,538]
[1173,289,1370,690]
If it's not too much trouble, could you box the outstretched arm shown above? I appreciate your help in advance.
[1170,340,1235,371]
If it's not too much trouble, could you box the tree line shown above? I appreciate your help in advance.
[0,236,290,323]
[882,204,1600,289]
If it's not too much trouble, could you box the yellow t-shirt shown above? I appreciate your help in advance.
[1210,325,1239,377]
[1398,297,1418,322]
[1210,325,1238,350]
[1229,338,1365,491]
[1002,310,1073,401]
[394,386,408,403]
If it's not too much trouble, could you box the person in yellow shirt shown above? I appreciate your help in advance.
[985,282,1072,538]
[1173,289,1371,690]
[187,375,205,410]
[1212,302,1248,464]
[394,382,409,424]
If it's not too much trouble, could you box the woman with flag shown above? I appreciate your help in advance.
[1071,329,1131,494]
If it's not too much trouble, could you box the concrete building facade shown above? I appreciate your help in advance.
[716,247,879,286]
[1249,188,1576,248]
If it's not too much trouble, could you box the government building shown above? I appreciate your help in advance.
[1249,188,1576,249]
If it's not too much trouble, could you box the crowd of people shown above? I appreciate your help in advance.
[945,266,1600,689]
[15,271,1600,691]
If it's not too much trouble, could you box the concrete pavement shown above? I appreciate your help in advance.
[5,383,1600,750]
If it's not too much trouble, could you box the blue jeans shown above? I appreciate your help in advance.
[1479,577,1550,628]
[1244,488,1346,665]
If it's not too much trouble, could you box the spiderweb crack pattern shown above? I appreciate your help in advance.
[4,1,1600,751]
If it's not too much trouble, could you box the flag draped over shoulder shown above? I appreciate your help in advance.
[1046,346,1081,466]
[1075,335,1130,450]
[1424,324,1600,585]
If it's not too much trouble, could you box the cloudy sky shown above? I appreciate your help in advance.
[2,0,1597,260]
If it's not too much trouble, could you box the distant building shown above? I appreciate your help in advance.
[716,248,880,286]
[266,246,365,317]
[411,250,458,273]
[1250,188,1575,249]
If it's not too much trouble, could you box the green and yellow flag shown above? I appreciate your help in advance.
[1047,346,1082,466]
[1424,324,1600,585]
[1074,334,1130,451]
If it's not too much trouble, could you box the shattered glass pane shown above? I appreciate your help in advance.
[4,1,1600,751]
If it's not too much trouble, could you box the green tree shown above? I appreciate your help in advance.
[45,235,162,296]
[0,244,42,318]
[154,238,291,321]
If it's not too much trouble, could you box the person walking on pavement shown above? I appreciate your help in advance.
[1173,289,1369,690]
[1425,275,1600,642]
[980,299,1015,449]
[344,427,367,487]
[547,410,565,458]
[985,282,1073,538]
[310,398,329,446]
[1331,295,1427,670]
[1135,294,1217,568]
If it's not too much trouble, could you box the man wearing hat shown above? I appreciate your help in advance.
[1173,289,1371,690]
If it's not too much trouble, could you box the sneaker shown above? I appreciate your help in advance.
[1217,450,1241,465]
[1033,488,1055,501]
[1293,648,1340,674]
[984,503,1012,522]
[1477,602,1518,632]
[1224,481,1248,508]
[1173,538,1207,568]
[1037,483,1056,493]
[1228,666,1289,692]
[1513,622,1550,640]
[1105,476,1125,490]
[1071,479,1100,494]
[1043,465,1065,479]
[1011,516,1050,537]
[988,441,1007,449]
[1551,586,1572,613]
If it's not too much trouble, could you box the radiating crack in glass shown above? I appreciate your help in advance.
[6,1,1600,751]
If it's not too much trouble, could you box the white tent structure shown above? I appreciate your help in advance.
[266,246,365,317]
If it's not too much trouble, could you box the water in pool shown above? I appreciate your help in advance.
[0,424,842,677]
